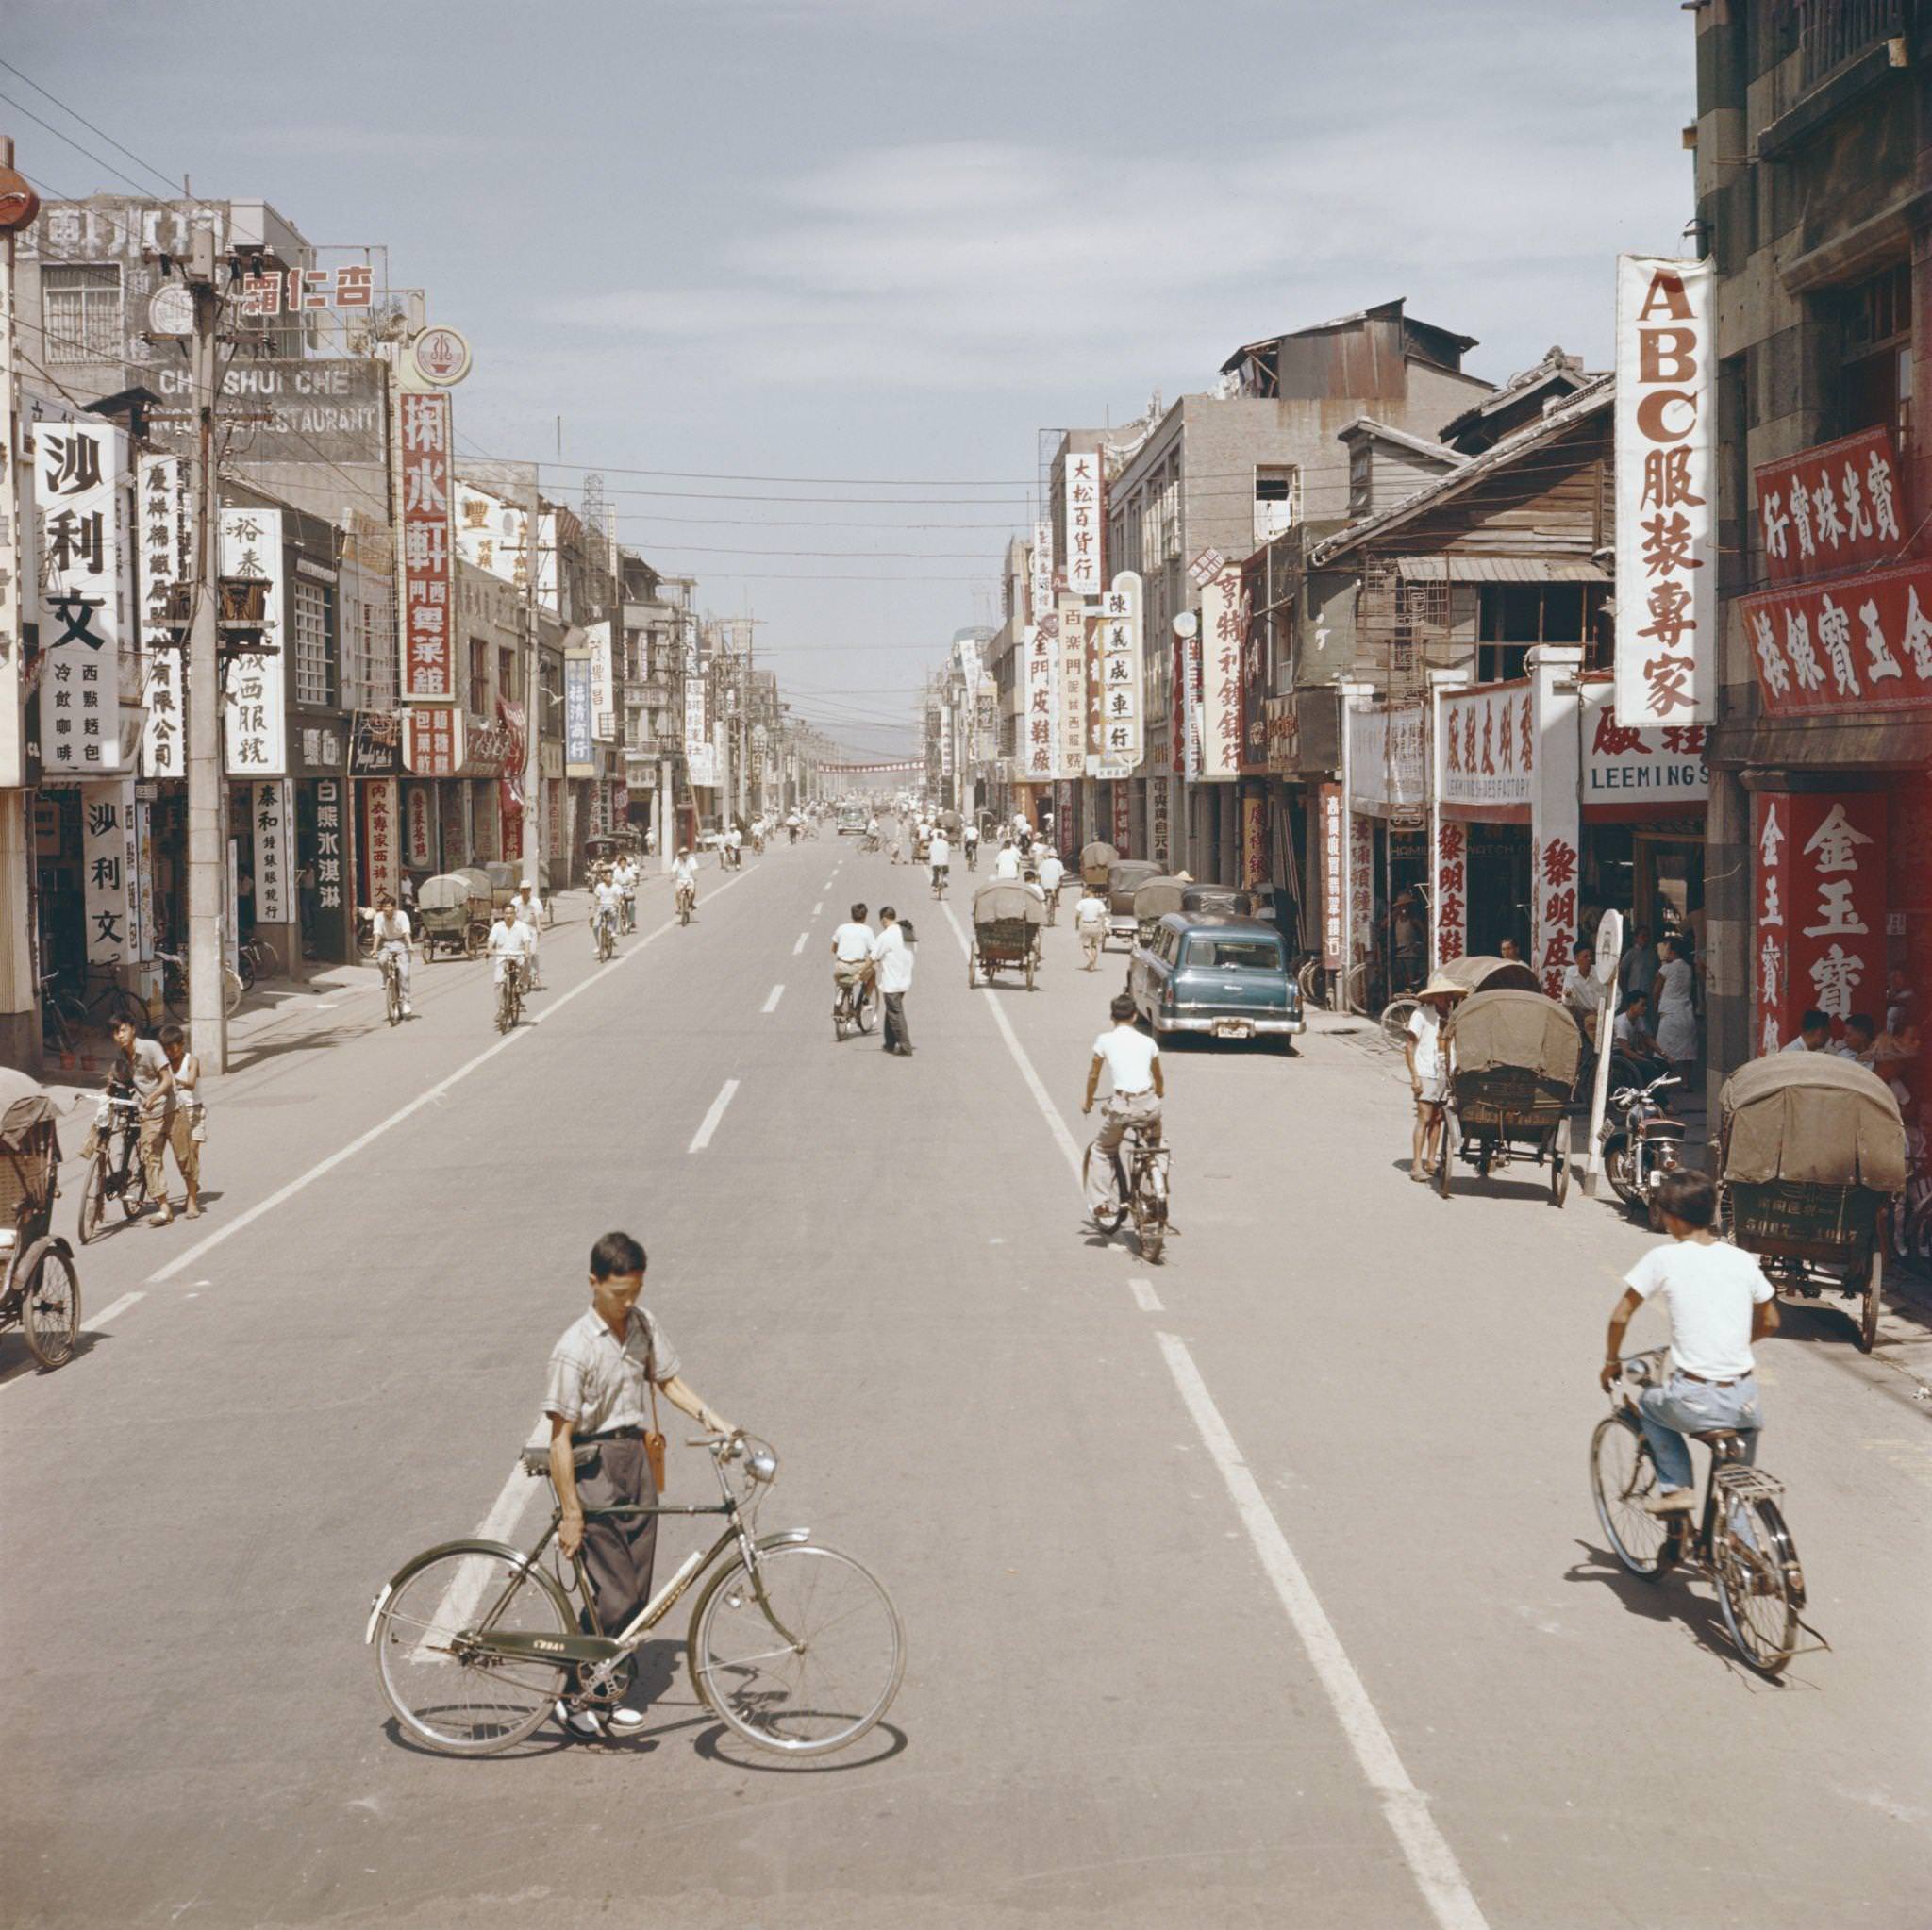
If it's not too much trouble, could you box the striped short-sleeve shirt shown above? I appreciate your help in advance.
[542,1306,681,1436]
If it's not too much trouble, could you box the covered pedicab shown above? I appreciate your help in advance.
[1131,875,1188,948]
[1079,841,1118,891]
[1440,954,1541,994]
[1435,987,1581,1204]
[967,881,1045,990]
[0,1069,79,1368]
[1718,1053,1907,1352]
[417,872,491,961]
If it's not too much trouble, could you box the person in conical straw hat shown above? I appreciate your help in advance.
[1407,969,1467,1182]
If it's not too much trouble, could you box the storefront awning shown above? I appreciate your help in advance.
[1395,556,1608,583]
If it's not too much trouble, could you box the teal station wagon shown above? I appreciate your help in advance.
[1127,913,1305,1045]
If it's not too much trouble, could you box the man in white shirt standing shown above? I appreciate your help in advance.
[1601,1170,1778,1510]
[514,881,545,989]
[869,905,915,1056]
[1082,991,1163,1220]
[1037,849,1065,923]
[830,901,875,1024]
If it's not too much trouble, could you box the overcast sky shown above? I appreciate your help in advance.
[10,0,1694,755]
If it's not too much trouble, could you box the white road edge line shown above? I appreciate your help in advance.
[1127,1276,1163,1313]
[791,932,808,956]
[1155,1331,1490,1930]
[84,1289,145,1331]
[688,1077,741,1153]
[940,901,1083,1177]
[146,863,763,1286]
[762,984,784,1014]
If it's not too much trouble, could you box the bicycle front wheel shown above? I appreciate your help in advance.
[373,1542,574,1756]
[1712,1490,1801,1676]
[689,1541,904,1757]
[1591,1415,1671,1577]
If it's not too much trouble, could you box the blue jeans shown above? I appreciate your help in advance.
[1638,1372,1761,1492]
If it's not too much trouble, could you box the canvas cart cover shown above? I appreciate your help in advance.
[0,1068,59,1160]
[1719,1054,1907,1190]
[1441,954,1540,994]
[485,862,520,895]
[974,882,1043,926]
[451,867,491,905]
[417,873,474,912]
[1080,841,1118,873]
[939,809,962,833]
[1447,989,1582,1084]
[1132,877,1189,922]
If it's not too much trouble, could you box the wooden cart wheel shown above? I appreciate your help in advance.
[1550,1117,1571,1207]
[1857,1240,1883,1353]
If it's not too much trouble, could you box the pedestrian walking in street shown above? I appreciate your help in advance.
[871,905,915,1055]
[109,1017,176,1226]
[1405,973,1463,1183]
[543,1230,739,1740]
[1653,935,1699,1074]
[1038,849,1064,923]
[1074,885,1107,968]
[157,1023,205,1220]
[1082,991,1163,1221]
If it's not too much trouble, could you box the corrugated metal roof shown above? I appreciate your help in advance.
[1395,556,1609,583]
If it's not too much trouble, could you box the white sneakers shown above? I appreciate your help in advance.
[555,1700,649,1739]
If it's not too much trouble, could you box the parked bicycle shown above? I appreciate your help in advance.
[76,1091,148,1245]
[1086,1119,1172,1264]
[1591,1348,1806,1678]
[367,1433,904,1758]
[238,934,280,987]
[158,948,243,1021]
[495,959,525,1035]
[39,965,146,1056]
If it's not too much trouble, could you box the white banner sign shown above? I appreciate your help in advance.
[1197,567,1245,781]
[138,453,191,778]
[1063,452,1103,597]
[1580,682,1708,813]
[1346,702,1427,816]
[38,421,131,774]
[1440,681,1533,814]
[251,778,292,925]
[586,618,616,742]
[222,507,286,775]
[1031,520,1054,624]
[81,780,139,966]
[1615,255,1715,726]
[1094,571,1142,775]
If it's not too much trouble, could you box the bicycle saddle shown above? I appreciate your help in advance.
[1690,1429,1746,1457]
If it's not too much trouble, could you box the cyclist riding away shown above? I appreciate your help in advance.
[962,822,979,870]
[928,828,951,895]
[1037,848,1065,923]
[1600,1170,1778,1513]
[672,846,700,919]
[1083,991,1163,1221]
[591,871,623,957]
[369,890,414,1019]
[831,902,874,1023]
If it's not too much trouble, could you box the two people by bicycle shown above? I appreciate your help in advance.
[368,891,415,1019]
[543,1230,739,1739]
[1601,1169,1777,1512]
[514,881,546,989]
[612,857,639,934]
[108,1017,178,1226]
[1083,992,1163,1221]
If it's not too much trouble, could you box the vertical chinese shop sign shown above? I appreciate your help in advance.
[398,392,454,701]
[138,452,191,779]
[361,778,399,902]
[38,422,128,774]
[1750,791,1886,1054]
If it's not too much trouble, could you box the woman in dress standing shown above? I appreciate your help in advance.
[1652,934,1699,1079]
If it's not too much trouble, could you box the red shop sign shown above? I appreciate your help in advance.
[1752,426,1905,589]
[404,706,465,778]
[1740,559,1932,718]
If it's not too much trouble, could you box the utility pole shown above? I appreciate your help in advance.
[522,477,541,895]
[185,229,228,1071]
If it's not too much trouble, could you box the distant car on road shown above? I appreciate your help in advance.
[838,805,867,836]
[1127,912,1305,1048]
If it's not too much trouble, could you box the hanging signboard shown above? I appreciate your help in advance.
[404,782,435,871]
[1093,571,1142,777]
[404,705,464,778]
[138,452,190,779]
[314,779,345,923]
[253,778,292,925]
[564,649,594,775]
[361,777,399,902]
[38,421,130,774]
[397,391,454,702]
[1031,520,1054,624]
[1439,680,1533,819]
[1753,426,1904,589]
[1063,451,1103,597]
[1197,566,1245,780]
[347,707,402,777]
[586,619,616,742]
[1319,783,1344,970]
[1614,255,1715,726]
[221,507,287,775]
[80,781,138,965]
[1579,681,1707,818]
[1023,620,1058,782]
[1739,558,1932,719]
[1529,657,1582,1002]
[1058,602,1087,780]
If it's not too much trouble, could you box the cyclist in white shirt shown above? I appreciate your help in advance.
[488,902,533,995]
[613,857,639,932]
[830,902,874,1022]
[513,881,546,989]
[367,891,414,1018]
[928,832,951,892]
[725,824,743,870]
[1601,1170,1778,1511]
[962,822,979,870]
[1082,992,1163,1218]
[591,873,623,955]
[1037,850,1065,922]
[991,841,1022,882]
[672,847,700,916]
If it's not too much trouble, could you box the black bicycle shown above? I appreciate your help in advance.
[77,1092,149,1244]
[1591,1349,1805,1677]
[833,973,876,1041]
[494,960,525,1035]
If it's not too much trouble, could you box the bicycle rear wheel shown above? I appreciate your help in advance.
[373,1542,574,1756]
[1380,996,1420,1047]
[1712,1490,1801,1676]
[117,1141,150,1223]
[1590,1416,1671,1577]
[689,1541,903,1757]
[19,1240,80,1368]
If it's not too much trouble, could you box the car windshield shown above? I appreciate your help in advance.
[1186,939,1281,972]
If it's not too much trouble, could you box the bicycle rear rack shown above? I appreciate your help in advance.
[1713,1465,1784,1505]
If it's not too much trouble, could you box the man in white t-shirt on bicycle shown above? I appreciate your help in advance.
[1082,991,1163,1219]
[591,873,624,955]
[1601,1169,1778,1512]
[367,890,414,1018]
[830,902,875,1023]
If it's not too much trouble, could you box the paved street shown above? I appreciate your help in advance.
[4,834,1927,1929]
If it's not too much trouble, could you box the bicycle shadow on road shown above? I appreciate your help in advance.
[0,1323,107,1389]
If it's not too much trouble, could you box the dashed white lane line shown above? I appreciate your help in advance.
[938,898,1488,1930]
[688,1077,741,1153]
[762,985,785,1014]
[1127,1276,1163,1313]
[147,862,763,1287]
[84,1289,145,1332]
[1155,1333,1490,1930]
[792,932,808,957]
[812,901,824,916]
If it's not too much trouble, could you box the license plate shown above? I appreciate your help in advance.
[1212,1019,1254,1040]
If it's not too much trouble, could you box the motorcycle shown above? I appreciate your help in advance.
[1600,1073,1686,1221]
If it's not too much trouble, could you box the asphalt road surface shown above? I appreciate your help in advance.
[5,836,1928,1929]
